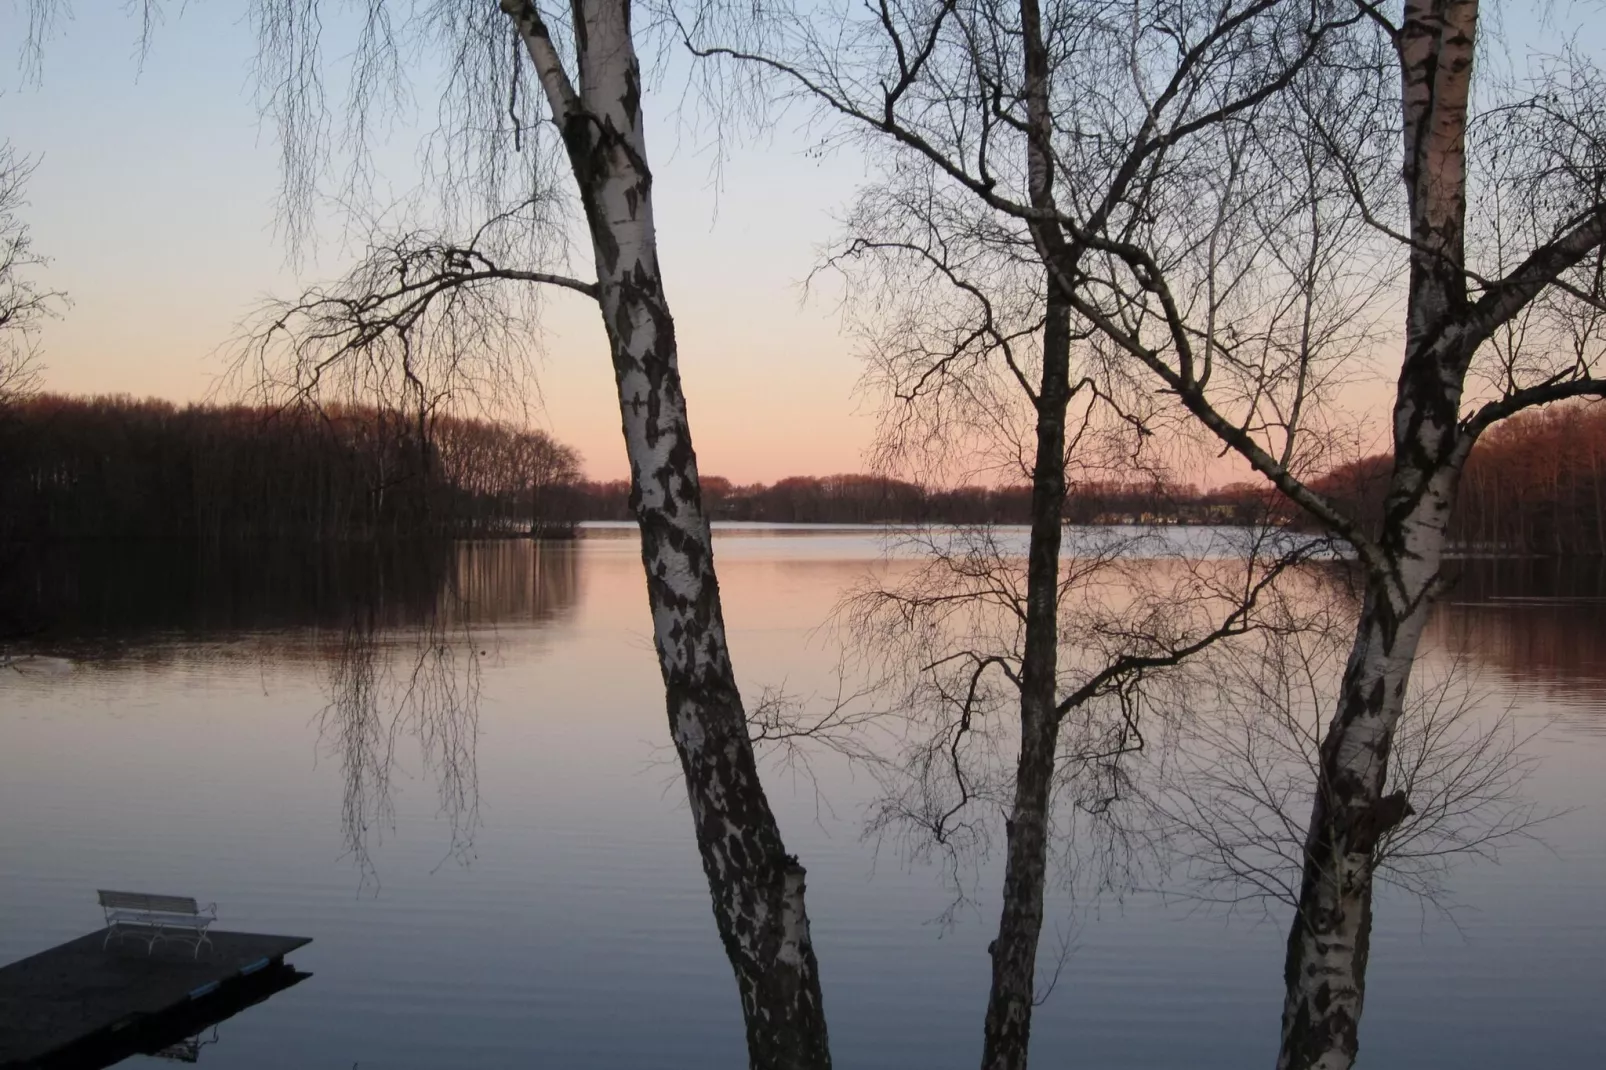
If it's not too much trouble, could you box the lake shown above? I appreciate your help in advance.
[1,530,1603,1068]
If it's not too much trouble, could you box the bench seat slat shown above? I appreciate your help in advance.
[99,890,202,914]
[104,909,213,929]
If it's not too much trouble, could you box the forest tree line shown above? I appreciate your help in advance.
[572,473,1272,526]
[11,393,1606,553]
[0,394,582,542]
[0,394,1279,540]
[1313,401,1606,556]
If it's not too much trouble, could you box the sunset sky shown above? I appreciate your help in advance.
[3,4,875,483]
[10,6,1591,487]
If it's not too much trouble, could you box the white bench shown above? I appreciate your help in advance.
[98,889,218,958]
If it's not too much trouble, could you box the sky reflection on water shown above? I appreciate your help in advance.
[1,533,1602,1068]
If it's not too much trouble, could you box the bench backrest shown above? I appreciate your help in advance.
[98,889,201,915]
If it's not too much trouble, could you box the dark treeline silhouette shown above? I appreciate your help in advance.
[0,394,583,543]
[572,473,1273,526]
[570,474,1026,523]
[1,395,1288,545]
[1313,401,1606,555]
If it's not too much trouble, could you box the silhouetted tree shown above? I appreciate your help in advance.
[0,140,59,408]
[684,4,1366,1066]
[0,395,582,541]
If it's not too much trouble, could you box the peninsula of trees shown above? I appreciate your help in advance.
[0,394,582,542]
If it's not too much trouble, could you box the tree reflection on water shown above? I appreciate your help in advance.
[2,538,579,644]
[324,597,483,884]
[1434,558,1606,716]
[3,539,580,882]
[316,541,580,884]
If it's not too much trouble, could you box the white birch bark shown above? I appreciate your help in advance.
[1276,4,1478,1067]
[500,3,831,1066]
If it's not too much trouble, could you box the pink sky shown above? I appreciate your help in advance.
[5,5,875,485]
[4,4,1401,488]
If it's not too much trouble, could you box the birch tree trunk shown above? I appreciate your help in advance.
[980,1,1073,1064]
[982,274,1071,1070]
[501,3,831,1066]
[1276,4,1479,1067]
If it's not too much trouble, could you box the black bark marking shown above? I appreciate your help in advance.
[569,0,588,60]
[622,61,641,127]
[1349,791,1414,856]
[559,18,832,1060]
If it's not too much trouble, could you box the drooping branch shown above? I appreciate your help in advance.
[0,142,66,401]
[321,578,484,889]
[1150,613,1549,918]
[233,231,594,419]
[1053,531,1331,719]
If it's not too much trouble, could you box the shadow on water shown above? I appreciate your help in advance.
[26,964,309,1070]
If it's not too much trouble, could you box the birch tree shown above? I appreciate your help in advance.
[1262,6,1606,1067]
[685,1,1606,1068]
[684,4,1366,1067]
[20,2,832,1064]
[499,9,831,1058]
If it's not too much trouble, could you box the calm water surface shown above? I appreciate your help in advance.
[1,531,1602,1068]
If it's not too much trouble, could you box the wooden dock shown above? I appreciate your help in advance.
[0,929,311,1069]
